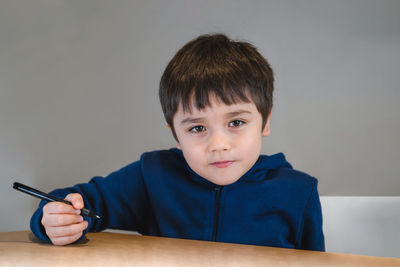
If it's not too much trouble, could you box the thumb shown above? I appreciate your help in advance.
[64,193,84,210]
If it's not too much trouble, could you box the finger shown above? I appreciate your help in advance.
[51,232,83,246]
[41,214,83,227]
[45,220,88,238]
[43,202,79,215]
[64,193,84,210]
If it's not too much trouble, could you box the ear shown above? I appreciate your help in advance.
[262,110,272,136]
[166,123,181,149]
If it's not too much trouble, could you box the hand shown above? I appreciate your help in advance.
[41,193,89,246]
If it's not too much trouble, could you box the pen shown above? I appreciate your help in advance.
[13,182,100,219]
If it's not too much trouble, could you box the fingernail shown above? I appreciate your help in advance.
[78,216,83,222]
[75,209,81,215]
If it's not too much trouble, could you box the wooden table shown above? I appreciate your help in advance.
[0,231,399,266]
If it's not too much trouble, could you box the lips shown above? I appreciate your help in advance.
[211,161,233,168]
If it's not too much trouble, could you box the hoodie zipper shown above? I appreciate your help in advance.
[212,186,222,241]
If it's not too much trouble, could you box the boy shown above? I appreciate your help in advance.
[30,34,325,251]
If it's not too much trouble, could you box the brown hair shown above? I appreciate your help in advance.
[159,33,274,141]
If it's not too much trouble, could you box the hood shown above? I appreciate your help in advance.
[171,148,292,186]
[241,153,292,182]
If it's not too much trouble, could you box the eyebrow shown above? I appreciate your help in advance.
[180,117,206,125]
[226,110,252,118]
[180,110,252,125]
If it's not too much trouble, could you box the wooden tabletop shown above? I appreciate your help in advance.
[0,231,399,266]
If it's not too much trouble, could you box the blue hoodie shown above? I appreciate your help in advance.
[30,148,325,251]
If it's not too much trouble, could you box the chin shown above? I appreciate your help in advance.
[210,176,241,186]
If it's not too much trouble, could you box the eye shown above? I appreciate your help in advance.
[189,125,206,133]
[229,120,245,127]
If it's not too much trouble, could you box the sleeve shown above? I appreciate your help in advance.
[30,159,151,242]
[296,179,325,251]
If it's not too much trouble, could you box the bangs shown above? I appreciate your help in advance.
[180,82,253,114]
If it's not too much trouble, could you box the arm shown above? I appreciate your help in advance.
[30,160,149,244]
[296,180,325,251]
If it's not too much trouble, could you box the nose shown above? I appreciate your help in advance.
[208,130,231,152]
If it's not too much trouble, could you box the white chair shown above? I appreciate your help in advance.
[320,196,400,258]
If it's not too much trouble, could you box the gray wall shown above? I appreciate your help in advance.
[1,0,399,237]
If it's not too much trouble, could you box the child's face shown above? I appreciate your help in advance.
[171,96,271,186]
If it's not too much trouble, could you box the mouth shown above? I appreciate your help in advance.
[211,161,234,168]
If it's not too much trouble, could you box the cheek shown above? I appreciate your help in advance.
[240,130,263,153]
[179,138,203,159]
[181,146,206,174]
